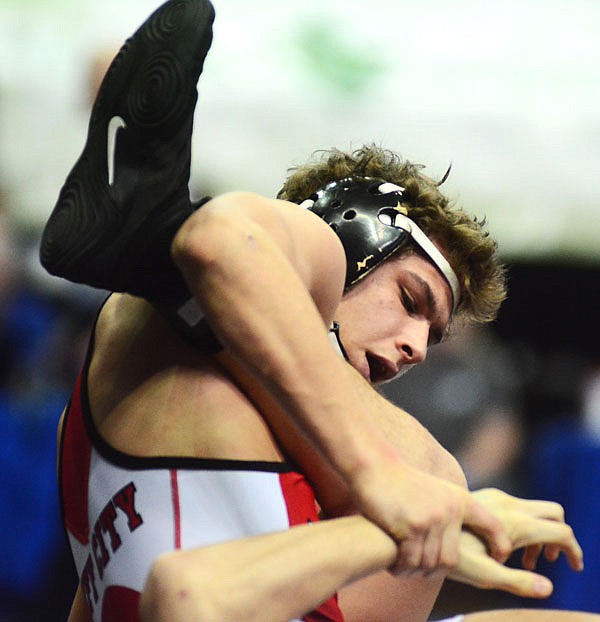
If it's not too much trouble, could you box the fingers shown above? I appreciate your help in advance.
[389,508,461,576]
[522,544,543,570]
[472,489,566,524]
[372,472,466,576]
[390,535,426,575]
[544,543,562,564]
[471,489,583,572]
[513,516,584,572]
[452,534,555,599]
[419,520,460,573]
[391,525,445,575]
[413,531,440,572]
[463,495,512,562]
[517,498,565,522]
[438,519,461,570]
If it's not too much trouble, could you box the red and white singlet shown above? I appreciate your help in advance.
[58,354,343,622]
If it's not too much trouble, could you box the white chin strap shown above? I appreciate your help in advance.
[378,209,460,314]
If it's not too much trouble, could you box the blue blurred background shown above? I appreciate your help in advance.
[1,0,599,619]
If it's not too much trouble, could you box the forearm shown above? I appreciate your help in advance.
[210,347,465,520]
[280,367,467,516]
[173,194,406,481]
[354,373,467,486]
[140,516,396,622]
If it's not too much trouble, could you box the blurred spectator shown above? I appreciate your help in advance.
[526,358,600,613]
[1,187,101,621]
[582,364,600,442]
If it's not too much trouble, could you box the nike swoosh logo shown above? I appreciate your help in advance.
[107,115,126,187]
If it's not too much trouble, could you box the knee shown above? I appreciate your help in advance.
[171,191,266,272]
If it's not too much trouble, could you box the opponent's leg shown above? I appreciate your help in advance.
[40,0,214,304]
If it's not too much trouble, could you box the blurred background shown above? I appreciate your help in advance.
[1,0,599,619]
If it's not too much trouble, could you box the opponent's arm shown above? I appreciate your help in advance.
[139,516,394,622]
[449,488,584,591]
[139,491,583,622]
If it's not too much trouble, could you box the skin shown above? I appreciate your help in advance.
[134,490,585,622]
[60,192,582,622]
[336,250,452,383]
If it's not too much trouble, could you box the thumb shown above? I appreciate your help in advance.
[454,551,555,599]
[479,562,555,599]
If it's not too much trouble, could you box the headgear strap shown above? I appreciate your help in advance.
[378,205,460,313]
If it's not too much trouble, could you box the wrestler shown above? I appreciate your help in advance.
[40,1,584,621]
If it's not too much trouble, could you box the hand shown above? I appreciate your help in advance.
[350,460,511,576]
[449,488,584,598]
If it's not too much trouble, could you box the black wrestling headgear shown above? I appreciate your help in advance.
[299,177,460,312]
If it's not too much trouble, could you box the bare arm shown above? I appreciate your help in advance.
[172,192,389,481]
[172,192,508,570]
[139,490,583,622]
[139,516,395,622]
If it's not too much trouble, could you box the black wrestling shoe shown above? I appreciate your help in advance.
[40,0,215,303]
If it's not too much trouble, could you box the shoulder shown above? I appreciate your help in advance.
[198,191,340,246]
[179,192,347,318]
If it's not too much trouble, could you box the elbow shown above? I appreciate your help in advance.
[139,553,214,622]
[139,554,181,622]
[171,192,265,276]
[138,549,229,622]
[170,199,219,273]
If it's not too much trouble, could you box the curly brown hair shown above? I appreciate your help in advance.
[277,144,507,325]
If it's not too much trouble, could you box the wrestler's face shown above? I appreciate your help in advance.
[335,252,452,384]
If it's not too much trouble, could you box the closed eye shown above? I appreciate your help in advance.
[400,287,417,314]
[402,287,442,346]
[402,271,449,347]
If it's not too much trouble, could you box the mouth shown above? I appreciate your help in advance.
[365,353,397,384]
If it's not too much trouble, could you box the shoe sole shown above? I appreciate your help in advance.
[40,0,214,291]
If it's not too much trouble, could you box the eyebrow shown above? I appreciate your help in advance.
[405,270,445,344]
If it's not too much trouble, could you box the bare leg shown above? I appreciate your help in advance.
[339,570,442,622]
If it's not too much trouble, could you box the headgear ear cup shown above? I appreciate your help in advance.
[299,177,460,312]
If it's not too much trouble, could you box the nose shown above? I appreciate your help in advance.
[396,319,429,366]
